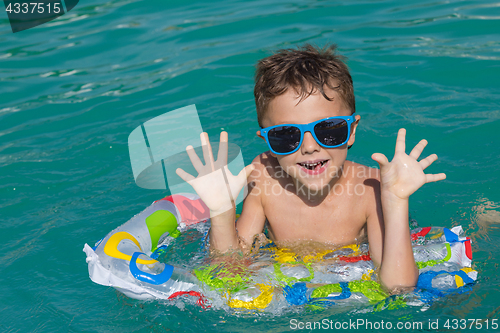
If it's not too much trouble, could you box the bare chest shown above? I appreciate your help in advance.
[263,190,367,245]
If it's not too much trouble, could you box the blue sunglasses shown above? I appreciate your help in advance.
[260,114,357,155]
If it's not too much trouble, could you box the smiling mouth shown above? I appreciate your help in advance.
[297,160,329,171]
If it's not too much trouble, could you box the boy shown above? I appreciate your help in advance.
[176,44,446,291]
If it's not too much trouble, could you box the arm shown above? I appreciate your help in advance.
[209,155,267,252]
[175,132,254,252]
[234,159,267,250]
[370,128,446,291]
[213,153,267,252]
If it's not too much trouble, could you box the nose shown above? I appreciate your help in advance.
[300,131,320,154]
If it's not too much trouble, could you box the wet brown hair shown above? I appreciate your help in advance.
[254,44,355,127]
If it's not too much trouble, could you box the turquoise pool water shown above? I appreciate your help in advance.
[1,0,499,331]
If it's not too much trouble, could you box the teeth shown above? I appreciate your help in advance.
[299,161,324,170]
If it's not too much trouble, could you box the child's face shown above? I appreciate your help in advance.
[258,87,360,192]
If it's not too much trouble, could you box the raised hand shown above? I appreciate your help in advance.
[371,128,446,199]
[175,132,255,216]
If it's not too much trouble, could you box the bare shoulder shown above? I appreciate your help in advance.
[249,151,280,182]
[343,161,381,211]
[343,160,380,185]
[246,152,274,199]
[250,151,276,171]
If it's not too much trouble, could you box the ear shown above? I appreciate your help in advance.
[347,114,361,146]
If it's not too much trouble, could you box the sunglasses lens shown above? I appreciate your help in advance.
[314,119,348,147]
[268,126,301,153]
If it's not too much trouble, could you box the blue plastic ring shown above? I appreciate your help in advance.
[129,252,174,285]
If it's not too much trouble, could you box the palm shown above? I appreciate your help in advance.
[176,132,254,215]
[372,129,446,199]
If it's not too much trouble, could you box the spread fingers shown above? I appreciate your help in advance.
[200,132,215,170]
[395,128,406,154]
[176,168,195,182]
[419,153,437,170]
[216,131,228,166]
[409,139,428,159]
[185,145,204,172]
[425,173,446,183]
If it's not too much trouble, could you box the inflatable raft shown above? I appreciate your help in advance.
[84,194,477,311]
